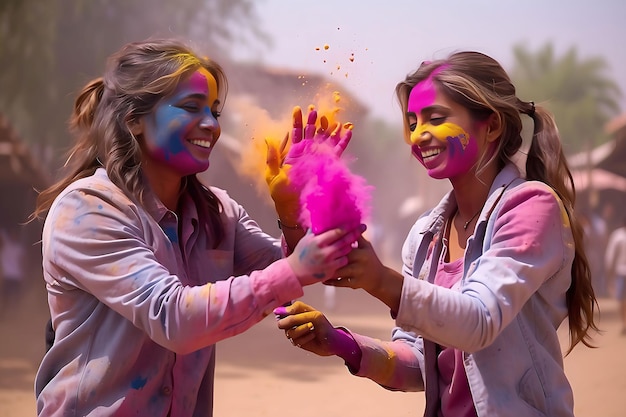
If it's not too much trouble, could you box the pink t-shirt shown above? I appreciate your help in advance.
[434,255,478,417]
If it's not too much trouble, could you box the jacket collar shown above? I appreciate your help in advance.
[419,163,522,235]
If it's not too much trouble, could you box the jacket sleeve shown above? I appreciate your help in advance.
[347,326,425,392]
[44,187,303,354]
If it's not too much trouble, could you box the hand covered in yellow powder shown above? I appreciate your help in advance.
[265,131,299,225]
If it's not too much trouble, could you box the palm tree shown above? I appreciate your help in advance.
[510,43,622,154]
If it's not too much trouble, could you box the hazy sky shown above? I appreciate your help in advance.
[232,0,626,124]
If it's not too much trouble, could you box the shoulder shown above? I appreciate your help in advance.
[502,180,565,211]
[491,179,572,242]
[47,169,137,223]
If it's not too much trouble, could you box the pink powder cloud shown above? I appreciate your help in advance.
[287,140,373,234]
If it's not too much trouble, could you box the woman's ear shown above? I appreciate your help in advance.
[485,113,503,143]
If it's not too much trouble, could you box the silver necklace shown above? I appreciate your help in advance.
[461,210,481,230]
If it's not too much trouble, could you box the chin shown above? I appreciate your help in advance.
[427,171,448,180]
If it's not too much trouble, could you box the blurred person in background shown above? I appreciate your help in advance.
[0,226,26,319]
[605,215,626,335]
[30,38,362,417]
[275,51,599,417]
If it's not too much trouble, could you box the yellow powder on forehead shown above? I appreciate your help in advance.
[147,52,203,92]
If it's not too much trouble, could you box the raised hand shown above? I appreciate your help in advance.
[265,132,299,223]
[286,105,353,164]
[265,105,354,227]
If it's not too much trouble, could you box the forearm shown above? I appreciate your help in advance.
[331,327,362,370]
[366,266,404,316]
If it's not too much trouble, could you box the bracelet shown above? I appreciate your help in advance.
[277,219,301,230]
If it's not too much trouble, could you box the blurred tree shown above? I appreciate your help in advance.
[510,43,622,154]
[0,0,268,165]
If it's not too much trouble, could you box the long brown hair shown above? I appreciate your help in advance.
[32,38,227,246]
[395,51,598,354]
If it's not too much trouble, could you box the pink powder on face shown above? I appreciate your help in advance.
[287,140,373,234]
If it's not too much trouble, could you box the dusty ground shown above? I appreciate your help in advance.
[1,279,623,417]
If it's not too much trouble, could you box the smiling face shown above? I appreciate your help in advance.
[407,71,490,180]
[137,68,221,178]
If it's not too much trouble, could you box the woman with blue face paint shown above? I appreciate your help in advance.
[276,51,599,417]
[31,38,362,417]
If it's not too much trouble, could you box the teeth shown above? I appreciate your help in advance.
[190,140,212,148]
[421,148,442,160]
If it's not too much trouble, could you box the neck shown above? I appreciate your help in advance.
[450,166,498,229]
[142,162,184,212]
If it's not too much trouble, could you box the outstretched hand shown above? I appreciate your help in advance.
[324,235,403,313]
[274,301,341,357]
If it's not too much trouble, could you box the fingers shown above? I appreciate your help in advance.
[304,107,317,140]
[284,321,316,342]
[316,115,330,137]
[314,223,366,248]
[279,132,290,161]
[291,106,303,143]
[334,123,353,156]
[265,139,280,177]
[324,276,353,288]
[276,305,316,331]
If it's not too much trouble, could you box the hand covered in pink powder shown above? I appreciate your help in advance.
[286,105,352,165]
[286,224,365,286]
[265,106,355,225]
[285,106,372,235]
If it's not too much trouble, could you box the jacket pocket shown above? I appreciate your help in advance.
[518,367,548,416]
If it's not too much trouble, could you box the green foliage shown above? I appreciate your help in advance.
[510,43,622,154]
[0,0,267,164]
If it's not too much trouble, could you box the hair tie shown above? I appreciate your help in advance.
[528,101,535,117]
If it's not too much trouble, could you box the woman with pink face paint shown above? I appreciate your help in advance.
[30,38,363,417]
[276,51,599,417]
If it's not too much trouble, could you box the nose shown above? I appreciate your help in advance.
[410,128,431,145]
[199,110,219,131]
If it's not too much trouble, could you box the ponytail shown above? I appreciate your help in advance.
[31,78,106,220]
[524,101,599,354]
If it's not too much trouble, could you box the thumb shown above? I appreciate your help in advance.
[356,234,371,249]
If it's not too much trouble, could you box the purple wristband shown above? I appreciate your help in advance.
[332,328,362,371]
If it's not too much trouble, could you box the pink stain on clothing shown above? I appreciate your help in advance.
[287,140,372,234]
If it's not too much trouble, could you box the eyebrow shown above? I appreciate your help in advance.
[185,93,221,106]
[406,104,448,117]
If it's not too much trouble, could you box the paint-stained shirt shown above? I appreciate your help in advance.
[35,168,302,417]
[349,164,576,417]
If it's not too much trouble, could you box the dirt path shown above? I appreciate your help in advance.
[1,283,623,416]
